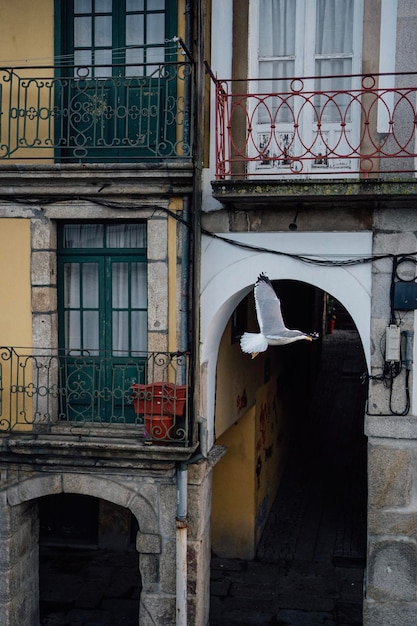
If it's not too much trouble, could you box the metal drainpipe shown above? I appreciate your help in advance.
[176,195,190,624]
[176,196,190,626]
[176,461,188,626]
[175,196,190,626]
[176,3,193,623]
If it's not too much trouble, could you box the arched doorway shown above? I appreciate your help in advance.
[210,286,368,623]
[257,301,368,566]
[39,494,141,625]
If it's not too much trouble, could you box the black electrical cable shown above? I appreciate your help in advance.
[200,227,397,267]
[3,192,416,416]
[3,192,417,270]
[388,367,411,416]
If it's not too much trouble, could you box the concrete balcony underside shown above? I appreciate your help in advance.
[0,162,194,199]
[211,178,417,211]
[0,430,198,466]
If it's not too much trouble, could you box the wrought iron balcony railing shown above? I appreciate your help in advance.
[0,59,193,162]
[213,72,417,179]
[0,348,192,446]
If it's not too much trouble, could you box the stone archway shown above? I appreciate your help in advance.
[0,469,170,626]
[200,231,372,452]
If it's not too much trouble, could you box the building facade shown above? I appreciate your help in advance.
[2,1,417,625]
[200,1,417,625]
[0,1,211,625]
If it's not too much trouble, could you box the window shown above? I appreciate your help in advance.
[250,0,364,176]
[55,0,177,162]
[57,222,147,422]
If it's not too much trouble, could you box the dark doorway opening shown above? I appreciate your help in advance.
[210,296,367,625]
[39,494,141,626]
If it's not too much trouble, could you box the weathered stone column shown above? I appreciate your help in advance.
[364,420,417,625]
[0,491,39,626]
[365,207,417,625]
[187,447,225,626]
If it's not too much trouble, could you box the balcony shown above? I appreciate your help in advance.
[0,348,195,462]
[0,58,193,163]
[212,72,417,180]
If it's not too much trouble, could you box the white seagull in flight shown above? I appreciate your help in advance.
[240,273,319,358]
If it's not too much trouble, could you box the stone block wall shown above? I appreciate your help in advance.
[365,207,417,624]
[365,437,417,624]
[0,457,215,626]
[0,492,39,625]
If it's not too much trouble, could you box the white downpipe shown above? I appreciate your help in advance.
[176,463,188,626]
[377,0,398,133]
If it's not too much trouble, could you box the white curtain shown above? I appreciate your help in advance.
[112,261,147,355]
[258,0,296,123]
[258,0,354,77]
[63,224,147,356]
[259,0,296,58]
[315,0,354,121]
[258,0,354,123]
[64,261,100,355]
[315,0,354,57]
[106,223,146,248]
[64,223,103,248]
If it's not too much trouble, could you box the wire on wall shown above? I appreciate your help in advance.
[3,193,416,415]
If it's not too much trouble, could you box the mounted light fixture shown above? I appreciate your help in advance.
[289,207,300,231]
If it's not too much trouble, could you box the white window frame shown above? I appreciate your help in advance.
[248,0,364,179]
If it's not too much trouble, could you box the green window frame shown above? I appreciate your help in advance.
[57,222,148,423]
[54,0,178,162]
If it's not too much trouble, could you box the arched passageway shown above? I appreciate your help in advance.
[39,494,141,626]
[257,323,368,566]
[210,291,368,625]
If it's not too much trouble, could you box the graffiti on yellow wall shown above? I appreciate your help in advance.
[255,379,287,542]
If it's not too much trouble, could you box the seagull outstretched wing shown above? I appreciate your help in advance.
[240,272,319,357]
[254,273,287,337]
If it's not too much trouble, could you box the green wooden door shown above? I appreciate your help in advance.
[55,0,177,162]
[57,223,147,423]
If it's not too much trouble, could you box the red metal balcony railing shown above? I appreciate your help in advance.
[212,72,417,179]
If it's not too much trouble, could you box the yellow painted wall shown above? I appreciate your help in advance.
[211,376,289,559]
[0,0,53,64]
[212,283,321,559]
[215,311,269,438]
[254,379,288,547]
[211,405,256,559]
[0,219,33,431]
[0,219,32,346]
[0,0,54,162]
[211,314,290,558]
[168,197,183,354]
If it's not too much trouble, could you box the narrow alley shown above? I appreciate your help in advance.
[210,329,368,626]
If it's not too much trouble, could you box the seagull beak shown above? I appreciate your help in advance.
[251,352,259,359]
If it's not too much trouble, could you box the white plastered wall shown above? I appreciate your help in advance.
[200,231,372,452]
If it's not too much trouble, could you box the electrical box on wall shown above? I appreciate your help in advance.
[386,325,401,362]
[394,282,417,310]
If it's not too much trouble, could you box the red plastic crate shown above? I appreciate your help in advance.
[131,383,187,417]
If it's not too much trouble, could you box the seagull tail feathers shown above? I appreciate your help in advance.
[240,332,268,355]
